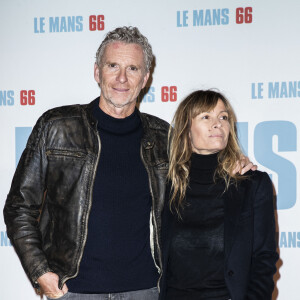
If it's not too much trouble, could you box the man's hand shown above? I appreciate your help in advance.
[37,272,68,299]
[233,155,257,175]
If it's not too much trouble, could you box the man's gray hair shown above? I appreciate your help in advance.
[95,26,153,73]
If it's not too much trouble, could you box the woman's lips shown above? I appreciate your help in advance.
[209,134,223,138]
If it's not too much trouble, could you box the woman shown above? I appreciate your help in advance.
[159,90,278,300]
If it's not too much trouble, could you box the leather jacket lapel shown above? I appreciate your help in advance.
[224,182,244,261]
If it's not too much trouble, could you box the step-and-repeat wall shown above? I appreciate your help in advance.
[1,0,299,299]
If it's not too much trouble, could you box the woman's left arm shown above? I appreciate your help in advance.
[247,172,279,299]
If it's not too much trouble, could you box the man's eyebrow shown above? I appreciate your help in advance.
[129,64,141,68]
[104,62,142,68]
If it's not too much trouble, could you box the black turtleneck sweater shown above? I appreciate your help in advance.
[67,102,158,293]
[166,152,230,300]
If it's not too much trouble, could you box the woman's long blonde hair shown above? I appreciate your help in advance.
[168,90,244,214]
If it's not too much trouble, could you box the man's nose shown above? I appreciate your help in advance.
[116,68,128,83]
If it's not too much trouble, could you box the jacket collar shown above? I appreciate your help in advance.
[137,110,156,149]
[83,98,99,130]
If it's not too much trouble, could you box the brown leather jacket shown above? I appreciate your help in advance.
[3,98,169,289]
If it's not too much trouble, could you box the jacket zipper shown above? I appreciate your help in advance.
[140,144,163,291]
[60,130,101,287]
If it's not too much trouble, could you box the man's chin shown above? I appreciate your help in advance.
[108,99,135,109]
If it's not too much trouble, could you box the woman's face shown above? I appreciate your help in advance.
[190,99,230,155]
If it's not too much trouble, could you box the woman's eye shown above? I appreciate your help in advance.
[220,115,228,120]
[201,115,209,120]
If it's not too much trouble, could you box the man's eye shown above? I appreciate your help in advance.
[108,63,117,68]
[129,66,138,71]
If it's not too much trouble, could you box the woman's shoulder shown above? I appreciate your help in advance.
[239,170,273,192]
[243,170,271,182]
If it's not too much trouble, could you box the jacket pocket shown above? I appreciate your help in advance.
[47,292,69,300]
[155,161,169,170]
[46,149,87,159]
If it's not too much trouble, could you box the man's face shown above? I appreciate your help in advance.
[94,41,149,112]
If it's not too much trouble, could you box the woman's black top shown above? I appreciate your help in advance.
[166,152,230,300]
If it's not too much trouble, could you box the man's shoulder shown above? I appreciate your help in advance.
[140,112,170,132]
[41,103,87,122]
[39,99,96,125]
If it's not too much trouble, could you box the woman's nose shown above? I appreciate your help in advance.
[212,119,222,128]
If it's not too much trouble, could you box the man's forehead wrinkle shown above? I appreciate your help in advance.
[102,44,144,70]
[110,41,143,51]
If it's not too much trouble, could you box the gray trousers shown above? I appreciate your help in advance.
[46,287,159,300]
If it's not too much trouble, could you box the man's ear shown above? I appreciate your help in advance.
[142,72,150,88]
[94,63,101,84]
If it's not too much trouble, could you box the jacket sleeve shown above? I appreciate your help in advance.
[3,114,52,287]
[246,172,279,299]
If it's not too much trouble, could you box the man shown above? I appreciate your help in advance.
[5,26,168,300]
[4,26,253,300]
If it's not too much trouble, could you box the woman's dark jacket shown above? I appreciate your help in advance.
[159,170,278,300]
